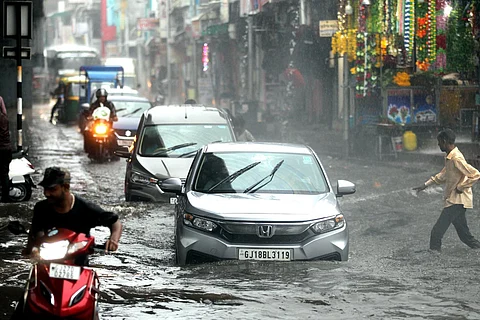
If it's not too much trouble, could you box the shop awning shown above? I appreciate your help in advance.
[47,10,75,19]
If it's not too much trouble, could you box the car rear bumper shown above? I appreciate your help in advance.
[176,224,349,264]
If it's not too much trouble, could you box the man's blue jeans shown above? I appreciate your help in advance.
[430,204,480,251]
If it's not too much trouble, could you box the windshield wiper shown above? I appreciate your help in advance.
[152,142,197,156]
[207,161,261,193]
[178,141,222,158]
[243,160,284,194]
[120,107,142,117]
[178,149,199,158]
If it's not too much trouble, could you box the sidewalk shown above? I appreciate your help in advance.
[254,120,480,167]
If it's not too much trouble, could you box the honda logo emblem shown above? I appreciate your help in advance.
[257,225,274,238]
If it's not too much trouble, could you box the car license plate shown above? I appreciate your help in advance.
[238,249,292,261]
[117,139,132,146]
[49,263,81,280]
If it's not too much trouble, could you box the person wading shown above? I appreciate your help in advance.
[413,128,480,251]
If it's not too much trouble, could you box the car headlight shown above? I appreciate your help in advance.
[311,214,345,234]
[184,213,217,232]
[131,172,158,185]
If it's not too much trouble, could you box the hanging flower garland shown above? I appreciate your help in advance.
[435,0,447,71]
[415,2,430,71]
[403,0,414,63]
[427,0,436,64]
[355,32,379,97]
[331,29,357,61]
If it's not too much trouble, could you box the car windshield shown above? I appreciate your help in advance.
[194,152,328,194]
[114,101,151,118]
[139,124,234,157]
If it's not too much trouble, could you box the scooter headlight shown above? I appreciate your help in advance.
[67,241,89,255]
[39,240,69,260]
[94,123,108,135]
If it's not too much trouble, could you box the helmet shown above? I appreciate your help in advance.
[95,88,108,98]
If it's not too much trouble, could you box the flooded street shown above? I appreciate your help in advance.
[1,103,480,319]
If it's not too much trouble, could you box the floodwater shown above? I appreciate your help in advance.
[1,103,480,319]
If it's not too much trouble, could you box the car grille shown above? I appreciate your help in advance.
[217,222,315,244]
[220,230,311,244]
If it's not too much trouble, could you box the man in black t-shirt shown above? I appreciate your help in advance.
[23,167,122,255]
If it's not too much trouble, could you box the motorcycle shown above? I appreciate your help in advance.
[0,148,36,202]
[8,221,103,320]
[84,105,115,163]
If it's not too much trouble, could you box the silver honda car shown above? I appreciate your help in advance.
[160,142,356,265]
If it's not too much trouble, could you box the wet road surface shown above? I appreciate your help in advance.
[1,103,480,319]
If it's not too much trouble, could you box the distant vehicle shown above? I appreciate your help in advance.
[109,95,153,150]
[78,66,125,133]
[90,87,140,104]
[44,44,101,93]
[160,142,356,265]
[104,57,139,89]
[115,104,236,202]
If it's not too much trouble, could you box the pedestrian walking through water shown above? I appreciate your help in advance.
[413,128,480,251]
[0,96,12,202]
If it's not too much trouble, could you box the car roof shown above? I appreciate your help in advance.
[204,142,313,154]
[104,87,139,95]
[144,105,231,125]
[108,95,150,102]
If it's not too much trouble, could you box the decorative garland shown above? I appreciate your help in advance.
[415,2,429,71]
[435,0,447,71]
[331,29,357,61]
[403,0,414,63]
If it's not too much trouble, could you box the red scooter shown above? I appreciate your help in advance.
[8,222,103,320]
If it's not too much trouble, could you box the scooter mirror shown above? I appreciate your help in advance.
[7,221,28,235]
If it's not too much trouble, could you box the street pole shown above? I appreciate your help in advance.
[247,15,253,101]
[166,0,172,103]
[15,7,23,152]
[124,0,129,57]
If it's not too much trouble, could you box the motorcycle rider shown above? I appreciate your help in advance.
[23,167,122,255]
[49,81,66,123]
[84,88,118,155]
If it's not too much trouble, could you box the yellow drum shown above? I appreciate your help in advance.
[403,130,417,151]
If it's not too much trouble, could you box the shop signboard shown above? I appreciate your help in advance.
[387,90,411,124]
[412,92,437,124]
[137,18,159,31]
[386,88,438,125]
[319,20,338,37]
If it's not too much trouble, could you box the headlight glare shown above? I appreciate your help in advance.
[39,240,69,260]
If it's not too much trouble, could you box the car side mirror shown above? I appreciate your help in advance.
[336,180,356,197]
[160,177,183,194]
[114,149,131,158]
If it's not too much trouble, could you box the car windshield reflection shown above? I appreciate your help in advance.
[139,124,234,157]
[194,152,328,194]
[115,101,151,118]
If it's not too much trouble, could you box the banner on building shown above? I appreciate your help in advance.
[137,18,159,31]
[240,0,269,16]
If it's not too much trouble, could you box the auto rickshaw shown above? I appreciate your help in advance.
[59,74,88,123]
